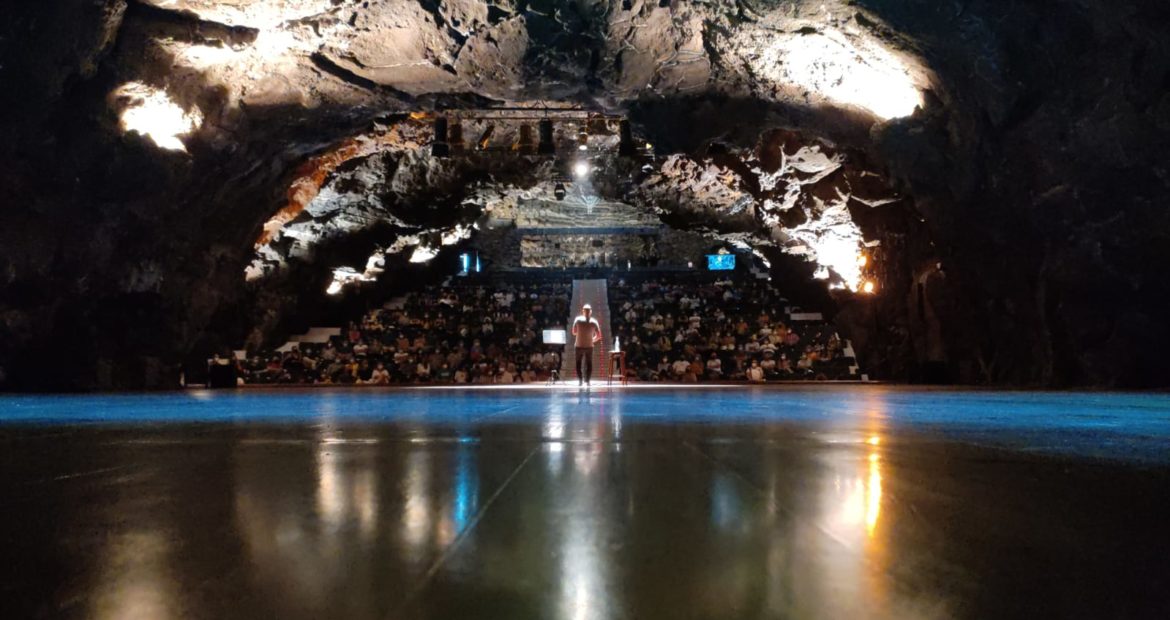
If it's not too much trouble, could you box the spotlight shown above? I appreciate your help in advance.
[516,123,535,152]
[618,119,635,157]
[554,182,567,201]
[862,280,876,294]
[432,116,449,158]
[572,161,590,179]
[577,128,589,151]
[537,119,555,154]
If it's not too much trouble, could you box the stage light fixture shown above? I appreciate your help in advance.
[554,182,567,201]
[577,128,589,151]
[537,119,555,154]
[573,161,590,178]
[516,123,535,152]
[618,119,635,156]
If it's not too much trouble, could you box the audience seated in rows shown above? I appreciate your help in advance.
[609,275,855,382]
[238,281,569,385]
[232,273,856,386]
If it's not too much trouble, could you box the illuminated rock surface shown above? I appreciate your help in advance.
[1,0,1168,388]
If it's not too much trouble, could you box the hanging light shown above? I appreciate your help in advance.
[573,160,590,179]
[537,119,555,154]
[618,119,635,156]
[516,123,535,152]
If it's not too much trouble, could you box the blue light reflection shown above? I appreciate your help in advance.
[1,387,1169,463]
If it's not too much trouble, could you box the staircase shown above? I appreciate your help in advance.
[562,279,613,383]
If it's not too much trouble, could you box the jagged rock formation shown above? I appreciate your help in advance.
[1,0,1168,389]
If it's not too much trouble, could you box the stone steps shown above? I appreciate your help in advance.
[562,279,612,382]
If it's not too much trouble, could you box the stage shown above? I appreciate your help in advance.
[1,385,1168,618]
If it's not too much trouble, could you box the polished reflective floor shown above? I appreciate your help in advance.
[2,386,1169,619]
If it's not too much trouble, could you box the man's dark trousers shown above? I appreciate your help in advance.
[575,346,593,383]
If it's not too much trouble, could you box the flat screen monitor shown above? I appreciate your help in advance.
[542,329,567,345]
[707,254,736,271]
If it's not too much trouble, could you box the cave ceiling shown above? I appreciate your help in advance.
[106,0,930,295]
[123,0,932,114]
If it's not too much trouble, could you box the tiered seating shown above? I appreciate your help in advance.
[608,273,857,382]
[520,235,656,268]
[234,269,859,386]
[238,279,570,385]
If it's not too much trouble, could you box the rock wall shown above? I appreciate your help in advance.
[865,0,1170,386]
[1,0,1168,389]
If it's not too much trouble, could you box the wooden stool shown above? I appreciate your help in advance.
[608,351,627,386]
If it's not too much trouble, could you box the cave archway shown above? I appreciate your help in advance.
[224,111,936,381]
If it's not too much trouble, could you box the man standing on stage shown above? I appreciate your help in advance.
[571,303,602,386]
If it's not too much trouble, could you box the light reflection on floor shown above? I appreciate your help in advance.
[2,385,1168,462]
[0,386,1169,619]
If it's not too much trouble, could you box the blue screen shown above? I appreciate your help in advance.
[707,255,736,271]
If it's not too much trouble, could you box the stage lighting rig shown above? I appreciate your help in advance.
[429,109,639,159]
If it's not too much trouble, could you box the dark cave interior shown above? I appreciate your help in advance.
[2,0,1169,390]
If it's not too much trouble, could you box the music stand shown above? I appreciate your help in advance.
[542,329,566,384]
